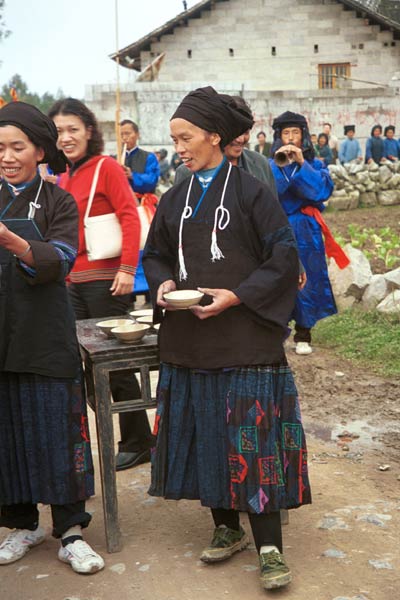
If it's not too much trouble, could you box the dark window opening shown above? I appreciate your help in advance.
[392,41,396,47]
[314,44,319,53]
[229,48,234,57]
[271,46,276,56]
[358,43,364,49]
[187,49,192,58]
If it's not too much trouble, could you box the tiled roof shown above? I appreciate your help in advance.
[110,0,400,71]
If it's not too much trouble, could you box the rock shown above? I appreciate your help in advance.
[367,161,379,171]
[348,190,360,208]
[378,464,391,471]
[354,183,366,193]
[355,171,370,185]
[329,195,351,211]
[328,245,372,301]
[377,190,400,206]
[109,563,126,574]
[383,267,400,291]
[359,191,377,207]
[388,173,400,188]
[318,515,349,530]
[376,290,400,313]
[357,513,392,526]
[368,559,394,569]
[379,165,393,183]
[361,274,388,308]
[369,170,381,181]
[322,548,347,558]
[347,162,365,174]
[365,180,376,192]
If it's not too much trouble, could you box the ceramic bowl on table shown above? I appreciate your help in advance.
[111,323,151,343]
[136,315,154,326]
[129,308,153,319]
[163,290,204,309]
[96,318,133,337]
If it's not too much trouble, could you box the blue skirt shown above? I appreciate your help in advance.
[0,372,94,506]
[149,363,311,513]
[288,212,337,329]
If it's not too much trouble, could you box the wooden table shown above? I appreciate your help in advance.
[76,318,159,553]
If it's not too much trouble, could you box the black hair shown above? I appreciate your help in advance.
[120,119,139,133]
[48,98,104,157]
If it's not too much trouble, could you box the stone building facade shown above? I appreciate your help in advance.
[85,0,400,154]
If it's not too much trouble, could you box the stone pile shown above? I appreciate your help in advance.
[328,245,400,313]
[328,162,400,210]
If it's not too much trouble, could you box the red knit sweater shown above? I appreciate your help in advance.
[59,155,140,283]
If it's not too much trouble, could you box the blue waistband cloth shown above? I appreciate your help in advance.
[149,363,311,513]
[0,372,94,506]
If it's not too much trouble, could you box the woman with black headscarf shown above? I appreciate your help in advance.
[0,102,104,574]
[143,87,311,591]
[269,111,348,356]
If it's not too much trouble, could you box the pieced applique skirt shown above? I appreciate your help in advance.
[0,371,95,506]
[149,363,312,513]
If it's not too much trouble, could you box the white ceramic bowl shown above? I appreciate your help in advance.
[136,315,153,325]
[129,308,153,319]
[96,318,133,337]
[163,290,204,309]
[111,323,151,343]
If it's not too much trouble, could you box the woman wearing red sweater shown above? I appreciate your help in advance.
[49,98,154,469]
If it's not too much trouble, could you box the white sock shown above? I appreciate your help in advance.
[61,525,82,540]
[260,545,279,555]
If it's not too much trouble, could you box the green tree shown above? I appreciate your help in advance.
[1,74,64,113]
[0,0,10,43]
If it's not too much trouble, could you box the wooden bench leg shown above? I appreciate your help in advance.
[93,365,122,553]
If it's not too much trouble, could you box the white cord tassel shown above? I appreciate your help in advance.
[27,178,43,219]
[210,162,232,262]
[178,175,194,281]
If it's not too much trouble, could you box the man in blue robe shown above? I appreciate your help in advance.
[269,111,337,355]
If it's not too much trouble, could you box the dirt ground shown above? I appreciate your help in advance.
[2,206,400,600]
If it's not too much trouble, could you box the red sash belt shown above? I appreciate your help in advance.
[300,206,350,269]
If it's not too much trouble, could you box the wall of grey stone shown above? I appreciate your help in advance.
[328,161,400,209]
[85,82,400,156]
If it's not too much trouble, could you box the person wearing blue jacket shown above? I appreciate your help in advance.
[269,111,337,355]
[383,125,399,162]
[339,125,362,164]
[120,119,160,194]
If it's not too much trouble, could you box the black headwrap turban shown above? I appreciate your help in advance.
[344,125,355,135]
[0,101,69,173]
[171,86,254,148]
[271,110,315,161]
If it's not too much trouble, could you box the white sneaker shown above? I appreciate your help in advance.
[0,527,46,564]
[58,539,105,574]
[295,342,313,355]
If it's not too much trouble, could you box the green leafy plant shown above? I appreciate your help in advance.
[334,224,400,269]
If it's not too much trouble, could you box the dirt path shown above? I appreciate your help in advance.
[3,343,400,600]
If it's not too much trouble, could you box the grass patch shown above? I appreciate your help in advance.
[312,308,400,378]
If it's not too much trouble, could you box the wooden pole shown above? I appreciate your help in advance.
[115,0,122,161]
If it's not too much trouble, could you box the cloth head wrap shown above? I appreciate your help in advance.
[271,110,315,161]
[0,101,69,173]
[171,86,254,148]
[344,125,355,135]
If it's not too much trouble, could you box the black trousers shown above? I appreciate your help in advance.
[211,508,283,554]
[69,281,154,453]
[0,502,91,539]
[293,324,312,344]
